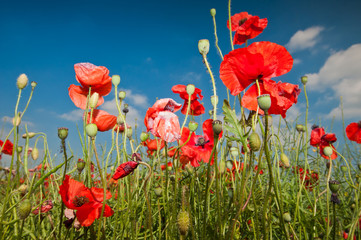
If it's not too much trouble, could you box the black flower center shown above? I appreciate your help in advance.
[195,137,209,149]
[164,101,175,112]
[73,195,89,207]
[238,18,248,26]
[358,121,361,128]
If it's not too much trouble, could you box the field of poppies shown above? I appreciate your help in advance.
[1,5,361,240]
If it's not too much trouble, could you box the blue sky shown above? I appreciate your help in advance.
[1,0,361,162]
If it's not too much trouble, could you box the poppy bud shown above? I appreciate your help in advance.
[154,187,163,197]
[280,153,290,168]
[323,146,333,158]
[17,146,23,153]
[118,91,126,100]
[31,147,39,161]
[226,160,233,170]
[77,159,85,172]
[117,114,125,125]
[211,95,218,107]
[212,120,222,135]
[227,141,232,148]
[16,73,28,89]
[12,115,21,127]
[123,104,129,114]
[219,160,226,174]
[186,84,195,96]
[58,127,69,140]
[210,8,216,17]
[257,94,271,112]
[177,210,190,236]
[140,132,149,142]
[22,132,36,139]
[112,75,121,86]
[86,123,98,138]
[89,92,99,109]
[113,161,139,180]
[296,124,306,133]
[230,147,238,157]
[198,39,210,56]
[329,180,340,193]
[301,76,308,85]
[340,165,347,173]
[248,132,261,152]
[283,212,292,223]
[31,81,37,88]
[126,127,133,139]
[17,199,32,220]
[18,184,28,196]
[188,121,198,132]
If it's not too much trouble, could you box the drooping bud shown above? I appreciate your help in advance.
[296,124,306,133]
[118,91,126,100]
[283,212,292,223]
[17,146,23,153]
[16,73,28,89]
[301,76,308,85]
[89,92,99,109]
[210,8,216,17]
[323,146,333,158]
[140,132,149,142]
[22,132,36,139]
[186,84,195,96]
[280,153,290,168]
[329,180,340,193]
[112,75,121,86]
[58,127,69,140]
[17,199,32,220]
[12,114,21,127]
[177,210,190,236]
[77,159,85,173]
[212,120,222,135]
[198,39,210,56]
[31,81,37,88]
[86,124,98,138]
[211,95,218,107]
[154,186,163,197]
[31,148,39,160]
[257,94,271,112]
[188,121,198,132]
[248,132,261,152]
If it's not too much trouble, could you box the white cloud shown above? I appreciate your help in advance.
[305,43,361,119]
[123,89,148,107]
[293,58,302,65]
[286,26,324,52]
[171,72,202,83]
[59,109,83,122]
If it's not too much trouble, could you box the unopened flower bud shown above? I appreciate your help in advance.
[31,148,39,160]
[227,141,232,148]
[210,8,216,17]
[177,210,190,236]
[280,153,290,168]
[329,180,340,193]
[301,76,308,85]
[16,73,28,89]
[31,81,37,88]
[257,94,271,112]
[188,121,198,132]
[140,132,149,142]
[283,212,292,223]
[154,187,163,197]
[323,146,333,158]
[118,91,126,100]
[126,127,133,139]
[230,147,238,157]
[77,159,85,172]
[340,165,347,173]
[117,114,125,125]
[89,92,99,108]
[17,199,32,220]
[212,120,222,135]
[18,184,28,196]
[198,39,210,56]
[296,124,306,133]
[248,132,261,152]
[123,104,129,114]
[86,124,98,138]
[112,75,121,86]
[58,127,68,140]
[22,132,36,139]
[17,146,23,153]
[211,95,218,107]
[186,84,195,96]
[12,115,21,127]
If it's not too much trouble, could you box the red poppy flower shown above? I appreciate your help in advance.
[59,175,113,227]
[346,121,361,144]
[112,161,139,180]
[0,139,14,155]
[310,126,337,160]
[227,12,268,45]
[142,138,165,156]
[171,84,205,116]
[293,166,319,191]
[161,162,173,171]
[181,119,222,167]
[241,79,301,118]
[32,200,53,215]
[68,63,112,109]
[144,98,182,142]
[86,109,117,132]
[220,41,293,96]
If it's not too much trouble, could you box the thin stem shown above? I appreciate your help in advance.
[202,55,217,120]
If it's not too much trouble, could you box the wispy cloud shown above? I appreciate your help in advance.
[305,43,361,119]
[59,109,83,122]
[286,26,324,52]
[170,72,202,83]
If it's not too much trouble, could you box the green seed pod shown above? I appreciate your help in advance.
[126,127,133,139]
[198,39,209,56]
[210,8,216,17]
[154,187,163,197]
[140,132,149,142]
[17,199,32,220]
[118,91,126,100]
[77,159,85,172]
[16,73,28,90]
[58,127,69,140]
[257,94,271,112]
[230,147,238,157]
[212,120,222,135]
[226,160,234,170]
[177,210,190,236]
[17,146,23,154]
[280,153,290,168]
[89,92,99,109]
[283,212,292,223]
[323,146,333,158]
[188,121,198,132]
[340,165,347,173]
[31,147,39,161]
[31,81,37,88]
[329,180,340,193]
[186,84,195,96]
[86,124,98,138]
[301,75,308,85]
[112,75,121,86]
[248,132,261,151]
[296,124,306,133]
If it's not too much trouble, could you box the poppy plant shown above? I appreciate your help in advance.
[112,161,139,180]
[144,98,182,142]
[346,121,361,144]
[0,139,13,156]
[86,109,117,132]
[59,175,114,227]
[171,84,205,116]
[181,119,222,167]
[220,41,293,96]
[227,12,268,45]
[310,126,338,160]
[68,63,112,109]
[241,79,301,118]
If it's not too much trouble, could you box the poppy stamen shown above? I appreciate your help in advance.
[164,101,175,112]
[195,137,210,149]
[238,18,248,26]
[73,196,89,207]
